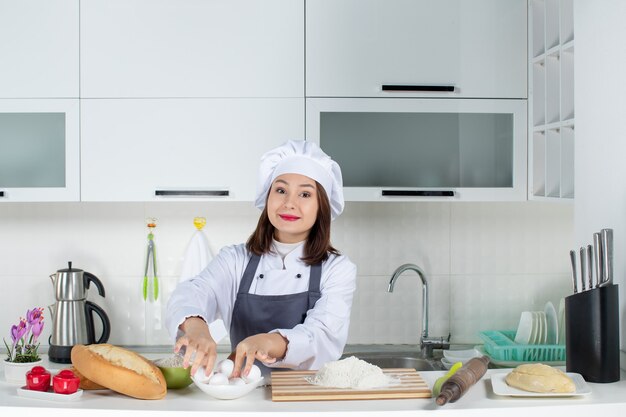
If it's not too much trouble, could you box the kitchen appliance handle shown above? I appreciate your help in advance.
[155,189,229,197]
[382,190,455,197]
[84,272,106,297]
[85,301,111,345]
[382,84,455,92]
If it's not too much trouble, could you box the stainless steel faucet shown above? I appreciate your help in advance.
[388,263,450,358]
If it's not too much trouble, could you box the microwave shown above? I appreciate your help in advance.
[306,98,527,201]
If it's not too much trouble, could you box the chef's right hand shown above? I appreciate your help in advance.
[174,317,217,377]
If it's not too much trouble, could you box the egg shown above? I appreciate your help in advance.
[216,359,235,377]
[229,377,246,386]
[194,367,212,384]
[243,364,261,382]
[208,372,229,385]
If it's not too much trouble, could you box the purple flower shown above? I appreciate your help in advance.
[26,308,43,326]
[31,319,44,343]
[10,319,27,344]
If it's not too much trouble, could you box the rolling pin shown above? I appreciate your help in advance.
[435,356,490,405]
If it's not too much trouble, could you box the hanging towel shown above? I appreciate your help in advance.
[180,226,212,282]
[178,218,227,344]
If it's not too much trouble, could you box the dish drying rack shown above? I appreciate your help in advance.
[479,330,566,362]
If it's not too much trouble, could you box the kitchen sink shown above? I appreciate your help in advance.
[340,352,443,371]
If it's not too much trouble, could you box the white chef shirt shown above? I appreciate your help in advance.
[165,243,357,370]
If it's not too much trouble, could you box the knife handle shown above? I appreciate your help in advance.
[601,228,614,286]
[569,250,578,293]
[579,247,587,291]
[594,232,603,288]
[587,245,593,290]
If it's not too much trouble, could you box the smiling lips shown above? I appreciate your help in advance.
[279,214,300,221]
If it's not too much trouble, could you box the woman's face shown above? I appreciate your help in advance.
[267,173,319,243]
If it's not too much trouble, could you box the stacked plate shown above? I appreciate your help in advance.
[514,302,559,345]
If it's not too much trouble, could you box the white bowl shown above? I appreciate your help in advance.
[440,357,463,370]
[442,349,481,362]
[192,375,265,400]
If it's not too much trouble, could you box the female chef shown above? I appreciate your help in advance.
[165,140,356,379]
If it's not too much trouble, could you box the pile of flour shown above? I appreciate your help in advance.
[309,356,391,389]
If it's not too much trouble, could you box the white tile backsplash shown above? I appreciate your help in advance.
[0,201,573,348]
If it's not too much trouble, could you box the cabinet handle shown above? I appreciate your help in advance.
[382,85,455,92]
[382,190,455,197]
[155,190,229,197]
[0,191,4,197]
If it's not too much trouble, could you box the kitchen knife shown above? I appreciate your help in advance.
[579,247,587,292]
[593,232,603,288]
[587,244,594,289]
[569,249,578,293]
[600,228,613,287]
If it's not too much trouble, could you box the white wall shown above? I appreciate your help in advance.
[0,201,573,348]
[575,0,626,363]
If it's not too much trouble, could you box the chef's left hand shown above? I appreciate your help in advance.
[232,333,287,378]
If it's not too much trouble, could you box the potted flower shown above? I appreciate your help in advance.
[3,307,45,384]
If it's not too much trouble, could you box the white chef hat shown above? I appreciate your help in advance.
[254,140,345,220]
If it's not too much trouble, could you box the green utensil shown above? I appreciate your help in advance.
[143,225,158,301]
[433,361,463,396]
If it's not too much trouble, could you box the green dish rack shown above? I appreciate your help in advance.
[479,330,566,362]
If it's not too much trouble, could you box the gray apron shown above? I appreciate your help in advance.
[230,253,322,373]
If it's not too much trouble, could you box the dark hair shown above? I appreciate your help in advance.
[246,182,339,265]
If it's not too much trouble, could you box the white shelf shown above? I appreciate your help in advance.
[560,126,575,198]
[532,0,545,57]
[528,0,574,201]
[546,53,561,124]
[560,0,574,44]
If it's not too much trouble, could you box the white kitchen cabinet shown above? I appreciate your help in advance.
[0,0,79,98]
[81,99,304,201]
[0,99,80,201]
[307,98,527,202]
[306,0,527,98]
[80,0,303,98]
[529,0,574,200]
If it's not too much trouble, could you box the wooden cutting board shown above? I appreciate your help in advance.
[271,368,431,401]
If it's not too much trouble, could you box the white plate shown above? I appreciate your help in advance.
[16,387,83,402]
[544,302,558,344]
[491,372,591,397]
[514,311,534,344]
[192,376,265,400]
[535,311,547,345]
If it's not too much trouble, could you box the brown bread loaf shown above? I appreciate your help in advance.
[71,344,166,399]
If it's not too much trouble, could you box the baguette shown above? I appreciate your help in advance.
[71,344,167,399]
[67,366,108,390]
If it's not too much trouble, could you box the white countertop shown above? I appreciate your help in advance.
[2,355,626,417]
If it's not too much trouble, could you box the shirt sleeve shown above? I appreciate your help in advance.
[266,254,357,370]
[165,245,244,342]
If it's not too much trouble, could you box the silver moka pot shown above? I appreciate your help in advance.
[48,262,111,363]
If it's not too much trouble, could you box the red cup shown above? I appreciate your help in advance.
[53,370,80,395]
[26,366,51,391]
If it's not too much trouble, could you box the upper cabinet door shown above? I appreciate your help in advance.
[306,0,527,98]
[0,99,80,201]
[0,0,79,98]
[81,98,304,201]
[81,0,304,98]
